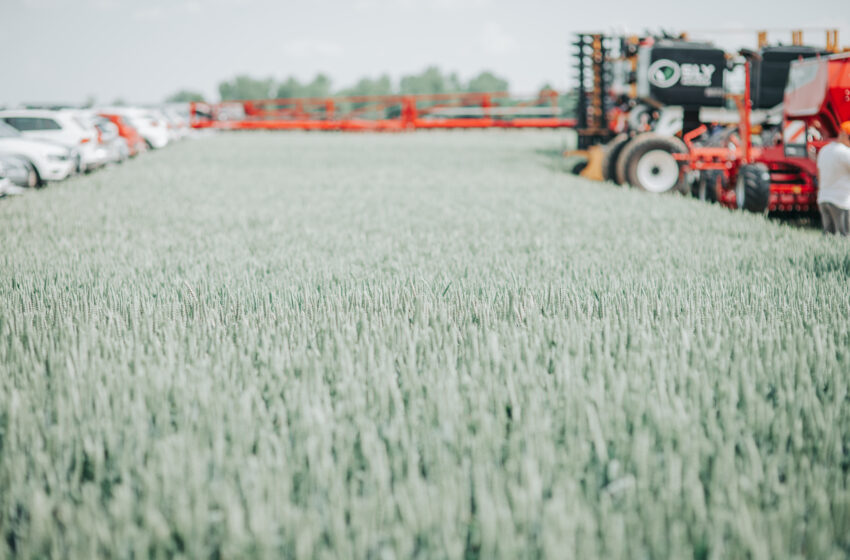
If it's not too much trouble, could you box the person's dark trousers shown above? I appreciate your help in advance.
[819,202,850,236]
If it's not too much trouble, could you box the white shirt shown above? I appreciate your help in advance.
[817,142,850,209]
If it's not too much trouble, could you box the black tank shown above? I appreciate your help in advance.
[637,40,727,109]
[752,46,827,109]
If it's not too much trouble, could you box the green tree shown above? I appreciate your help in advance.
[305,74,332,98]
[218,75,276,101]
[165,90,206,103]
[276,77,304,99]
[466,71,509,93]
[276,74,332,99]
[446,72,463,92]
[338,74,394,97]
[559,90,579,118]
[399,66,462,95]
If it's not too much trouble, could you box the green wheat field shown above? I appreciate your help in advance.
[1,131,849,559]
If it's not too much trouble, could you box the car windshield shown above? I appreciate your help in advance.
[0,122,22,138]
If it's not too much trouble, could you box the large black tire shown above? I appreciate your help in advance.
[617,133,688,194]
[690,127,740,203]
[735,163,771,213]
[692,170,723,202]
[601,134,630,184]
[613,137,635,186]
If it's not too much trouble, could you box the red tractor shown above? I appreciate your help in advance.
[676,52,850,213]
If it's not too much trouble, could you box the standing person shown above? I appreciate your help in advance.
[817,121,850,236]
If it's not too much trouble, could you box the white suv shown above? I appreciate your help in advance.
[0,121,75,184]
[0,109,106,172]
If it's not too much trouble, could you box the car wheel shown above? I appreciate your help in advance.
[26,163,40,188]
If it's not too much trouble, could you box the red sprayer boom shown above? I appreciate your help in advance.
[189,91,576,131]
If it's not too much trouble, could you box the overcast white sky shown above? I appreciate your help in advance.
[1,0,847,105]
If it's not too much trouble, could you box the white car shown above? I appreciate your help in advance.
[0,154,39,189]
[0,121,75,184]
[0,162,26,197]
[77,111,128,165]
[160,106,191,140]
[101,108,170,149]
[93,117,129,163]
[0,162,11,191]
[0,109,104,172]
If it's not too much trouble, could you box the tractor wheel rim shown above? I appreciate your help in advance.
[635,150,679,193]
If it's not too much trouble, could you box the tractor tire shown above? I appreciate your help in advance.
[613,137,635,185]
[735,163,771,213]
[690,128,736,202]
[617,133,688,194]
[601,134,630,184]
[693,170,722,203]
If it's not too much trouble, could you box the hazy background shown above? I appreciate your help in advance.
[1,0,847,105]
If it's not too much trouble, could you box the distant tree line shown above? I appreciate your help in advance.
[165,90,207,103]
[165,67,512,103]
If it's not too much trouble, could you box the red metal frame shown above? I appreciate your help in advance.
[675,53,850,213]
[189,91,576,131]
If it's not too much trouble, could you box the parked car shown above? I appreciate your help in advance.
[0,161,10,191]
[0,121,75,185]
[101,108,169,149]
[87,114,129,164]
[0,154,39,189]
[98,112,146,157]
[162,106,191,139]
[0,109,105,172]
[0,161,26,197]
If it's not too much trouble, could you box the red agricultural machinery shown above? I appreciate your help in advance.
[189,91,576,131]
[675,52,850,213]
[569,28,849,215]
